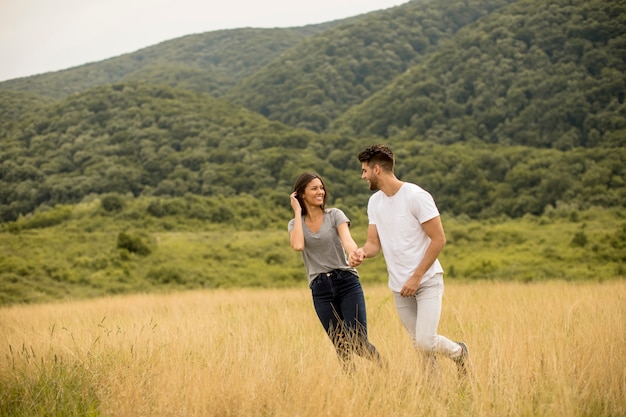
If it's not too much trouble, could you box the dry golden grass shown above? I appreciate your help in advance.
[1,280,625,416]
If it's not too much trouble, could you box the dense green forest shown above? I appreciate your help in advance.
[225,0,519,131]
[335,0,626,148]
[0,0,624,305]
[0,80,622,221]
[1,0,624,223]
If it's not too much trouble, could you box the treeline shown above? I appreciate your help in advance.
[384,140,625,218]
[0,82,624,222]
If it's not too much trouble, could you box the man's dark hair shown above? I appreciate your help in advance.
[358,144,395,172]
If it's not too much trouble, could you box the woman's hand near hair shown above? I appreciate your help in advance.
[289,192,305,251]
[290,192,302,214]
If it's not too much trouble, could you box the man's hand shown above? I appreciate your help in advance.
[349,248,365,267]
[400,275,422,297]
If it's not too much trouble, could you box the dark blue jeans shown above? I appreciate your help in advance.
[311,270,381,367]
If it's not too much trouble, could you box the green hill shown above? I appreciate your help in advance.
[225,0,519,132]
[0,25,334,99]
[0,83,321,221]
[333,0,626,149]
[0,0,624,221]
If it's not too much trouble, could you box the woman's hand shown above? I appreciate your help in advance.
[348,248,365,267]
[290,192,302,214]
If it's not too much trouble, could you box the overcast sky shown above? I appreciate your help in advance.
[0,0,407,82]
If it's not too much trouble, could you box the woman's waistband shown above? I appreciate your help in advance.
[311,268,357,284]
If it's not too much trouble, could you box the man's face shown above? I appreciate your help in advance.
[361,162,379,191]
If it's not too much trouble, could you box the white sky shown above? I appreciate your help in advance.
[0,0,407,82]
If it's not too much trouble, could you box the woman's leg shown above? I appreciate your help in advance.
[311,274,351,364]
[334,271,382,364]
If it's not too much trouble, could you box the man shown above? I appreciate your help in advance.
[349,144,469,375]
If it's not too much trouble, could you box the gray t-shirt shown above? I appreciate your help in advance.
[288,207,359,287]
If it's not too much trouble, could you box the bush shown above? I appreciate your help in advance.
[5,206,73,232]
[101,194,125,212]
[146,266,185,284]
[571,231,588,247]
[116,232,151,256]
[146,200,166,217]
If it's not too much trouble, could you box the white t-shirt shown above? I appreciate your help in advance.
[367,182,444,292]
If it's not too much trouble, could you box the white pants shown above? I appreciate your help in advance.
[393,274,461,359]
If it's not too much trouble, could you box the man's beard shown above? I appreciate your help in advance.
[368,177,379,191]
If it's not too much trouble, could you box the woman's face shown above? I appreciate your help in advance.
[301,178,325,207]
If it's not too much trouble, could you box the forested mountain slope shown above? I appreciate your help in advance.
[0,0,624,223]
[0,1,516,120]
[226,0,517,132]
[0,91,55,126]
[0,83,324,221]
[1,80,623,222]
[0,26,334,99]
[333,0,626,149]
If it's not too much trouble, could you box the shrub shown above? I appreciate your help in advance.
[146,266,185,284]
[571,231,588,247]
[146,200,166,217]
[101,194,125,212]
[6,206,73,232]
[116,232,151,256]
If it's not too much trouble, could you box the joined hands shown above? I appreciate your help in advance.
[349,248,366,267]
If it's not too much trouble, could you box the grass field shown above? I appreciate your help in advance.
[2,205,624,306]
[1,280,624,416]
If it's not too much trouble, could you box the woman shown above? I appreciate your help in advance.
[288,172,383,371]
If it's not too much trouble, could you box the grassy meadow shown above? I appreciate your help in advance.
[1,280,624,416]
[1,201,624,306]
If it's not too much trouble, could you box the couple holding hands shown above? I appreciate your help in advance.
[288,144,469,375]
